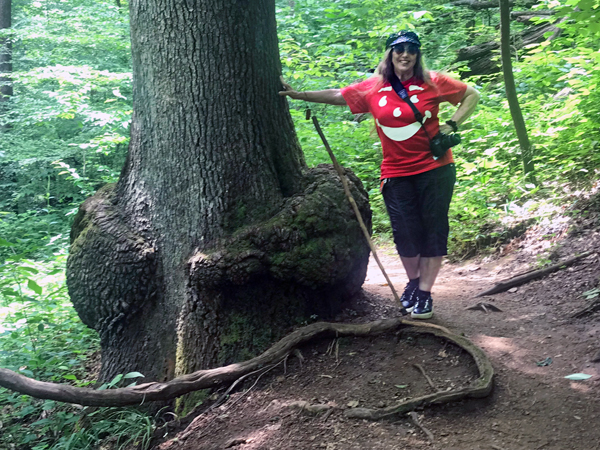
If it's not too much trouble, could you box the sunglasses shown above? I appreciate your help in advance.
[392,43,419,55]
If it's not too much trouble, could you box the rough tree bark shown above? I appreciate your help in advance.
[0,0,11,101]
[66,0,371,397]
[499,0,534,176]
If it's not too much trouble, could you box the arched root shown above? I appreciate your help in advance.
[0,318,493,412]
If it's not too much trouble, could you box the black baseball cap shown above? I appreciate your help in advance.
[386,31,421,49]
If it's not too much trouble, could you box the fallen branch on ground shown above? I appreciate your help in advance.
[465,302,503,313]
[476,251,594,297]
[0,319,494,416]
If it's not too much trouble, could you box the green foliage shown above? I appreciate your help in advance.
[0,2,154,447]
[1,0,131,257]
[551,0,600,37]
[0,242,155,449]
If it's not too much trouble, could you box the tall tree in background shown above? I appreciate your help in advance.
[0,0,11,102]
[66,0,370,388]
[499,0,534,176]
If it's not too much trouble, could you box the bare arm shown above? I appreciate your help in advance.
[439,85,480,134]
[278,77,347,106]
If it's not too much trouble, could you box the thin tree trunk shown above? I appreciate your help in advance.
[499,0,535,176]
[0,0,12,101]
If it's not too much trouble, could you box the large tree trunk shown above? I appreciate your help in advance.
[66,0,371,395]
[0,0,11,101]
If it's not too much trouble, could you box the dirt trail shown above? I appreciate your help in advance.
[158,226,600,450]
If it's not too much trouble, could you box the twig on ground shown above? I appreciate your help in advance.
[213,362,282,409]
[293,349,304,369]
[413,364,437,391]
[466,302,503,313]
[476,251,594,297]
[326,338,337,356]
[181,360,285,441]
[321,408,335,421]
[409,411,435,442]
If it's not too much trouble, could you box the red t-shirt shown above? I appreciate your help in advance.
[341,72,467,178]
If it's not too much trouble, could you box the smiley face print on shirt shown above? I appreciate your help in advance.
[374,85,432,142]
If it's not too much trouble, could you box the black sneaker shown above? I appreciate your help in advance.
[400,282,418,312]
[411,291,433,319]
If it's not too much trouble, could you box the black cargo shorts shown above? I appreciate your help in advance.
[381,163,456,258]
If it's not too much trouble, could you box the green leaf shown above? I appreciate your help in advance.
[63,374,77,380]
[564,373,592,381]
[395,384,408,389]
[0,238,15,246]
[536,357,552,367]
[109,373,124,387]
[27,279,43,295]
[123,371,145,379]
[19,368,34,377]
[582,288,600,299]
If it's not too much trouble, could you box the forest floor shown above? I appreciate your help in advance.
[157,195,600,450]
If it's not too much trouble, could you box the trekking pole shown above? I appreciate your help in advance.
[310,113,408,316]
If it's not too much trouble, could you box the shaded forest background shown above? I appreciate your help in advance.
[0,0,599,448]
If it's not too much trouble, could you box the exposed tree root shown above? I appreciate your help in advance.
[343,322,494,420]
[0,319,493,414]
[477,251,594,297]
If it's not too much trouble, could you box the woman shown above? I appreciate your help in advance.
[279,31,479,319]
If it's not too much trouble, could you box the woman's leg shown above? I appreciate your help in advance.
[400,255,420,279]
[419,256,443,292]
[400,255,443,291]
[382,177,423,311]
[410,164,456,319]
